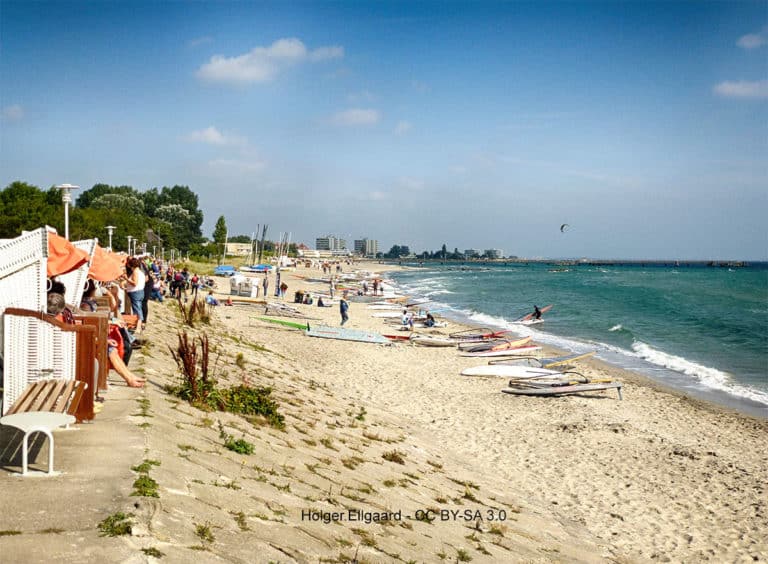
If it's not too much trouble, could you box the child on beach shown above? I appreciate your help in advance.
[339,298,349,326]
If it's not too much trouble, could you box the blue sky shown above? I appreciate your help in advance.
[1,1,766,259]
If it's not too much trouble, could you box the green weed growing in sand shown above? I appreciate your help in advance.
[462,486,480,502]
[132,459,160,474]
[224,437,255,455]
[341,456,364,470]
[231,511,249,531]
[97,512,133,537]
[167,331,220,408]
[222,384,285,429]
[141,547,165,558]
[456,548,473,562]
[177,297,210,327]
[0,530,21,536]
[235,352,246,369]
[133,397,152,418]
[194,522,215,544]
[382,450,406,464]
[132,475,160,498]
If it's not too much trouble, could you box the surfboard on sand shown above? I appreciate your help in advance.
[459,345,542,357]
[538,351,596,368]
[501,381,622,399]
[254,317,309,330]
[306,325,391,344]
[461,365,561,378]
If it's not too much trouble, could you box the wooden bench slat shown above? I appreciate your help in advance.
[8,381,46,415]
[6,379,86,416]
[37,380,69,412]
[66,381,86,416]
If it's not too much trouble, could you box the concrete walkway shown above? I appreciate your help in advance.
[0,377,146,563]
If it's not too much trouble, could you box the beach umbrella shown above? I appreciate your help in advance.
[88,244,125,282]
[47,231,90,277]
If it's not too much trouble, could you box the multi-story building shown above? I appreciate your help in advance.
[464,249,479,258]
[483,249,504,259]
[354,238,379,257]
[315,235,347,252]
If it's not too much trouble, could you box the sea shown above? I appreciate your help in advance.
[388,261,768,419]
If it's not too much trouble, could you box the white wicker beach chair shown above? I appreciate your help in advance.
[58,238,97,308]
[2,310,78,416]
[0,228,49,358]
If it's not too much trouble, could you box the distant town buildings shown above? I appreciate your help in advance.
[484,249,504,259]
[224,242,252,256]
[354,238,379,258]
[464,249,479,258]
[315,235,347,252]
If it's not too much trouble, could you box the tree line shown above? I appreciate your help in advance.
[0,181,298,261]
[0,181,204,253]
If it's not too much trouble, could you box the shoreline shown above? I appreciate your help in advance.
[381,263,768,421]
[1,260,765,562]
[250,262,768,561]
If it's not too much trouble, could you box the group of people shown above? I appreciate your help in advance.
[44,255,229,391]
[47,276,146,389]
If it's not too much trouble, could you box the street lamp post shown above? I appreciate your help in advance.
[127,235,133,255]
[55,184,80,240]
[105,225,116,251]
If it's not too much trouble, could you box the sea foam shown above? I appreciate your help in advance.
[632,341,768,406]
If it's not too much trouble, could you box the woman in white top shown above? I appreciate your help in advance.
[124,257,147,328]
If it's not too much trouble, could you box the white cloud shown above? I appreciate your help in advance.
[368,191,388,201]
[208,158,266,172]
[394,120,412,135]
[196,38,343,84]
[737,26,767,49]
[330,108,380,126]
[184,126,246,146]
[188,36,213,48]
[2,104,24,121]
[309,46,344,61]
[713,80,768,99]
[347,90,376,104]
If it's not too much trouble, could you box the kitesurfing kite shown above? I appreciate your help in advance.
[560,223,569,233]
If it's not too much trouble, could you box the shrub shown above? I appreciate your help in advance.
[224,437,255,455]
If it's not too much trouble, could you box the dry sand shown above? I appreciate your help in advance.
[1,261,766,563]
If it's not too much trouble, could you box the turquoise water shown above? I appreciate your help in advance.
[390,263,768,418]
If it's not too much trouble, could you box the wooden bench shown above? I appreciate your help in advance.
[74,312,109,391]
[0,379,87,475]
[3,308,97,422]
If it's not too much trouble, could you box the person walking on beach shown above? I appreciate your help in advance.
[339,297,349,326]
[262,274,268,298]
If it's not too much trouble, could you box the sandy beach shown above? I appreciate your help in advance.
[1,260,766,563]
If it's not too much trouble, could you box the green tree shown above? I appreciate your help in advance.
[0,181,60,237]
[212,216,227,263]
